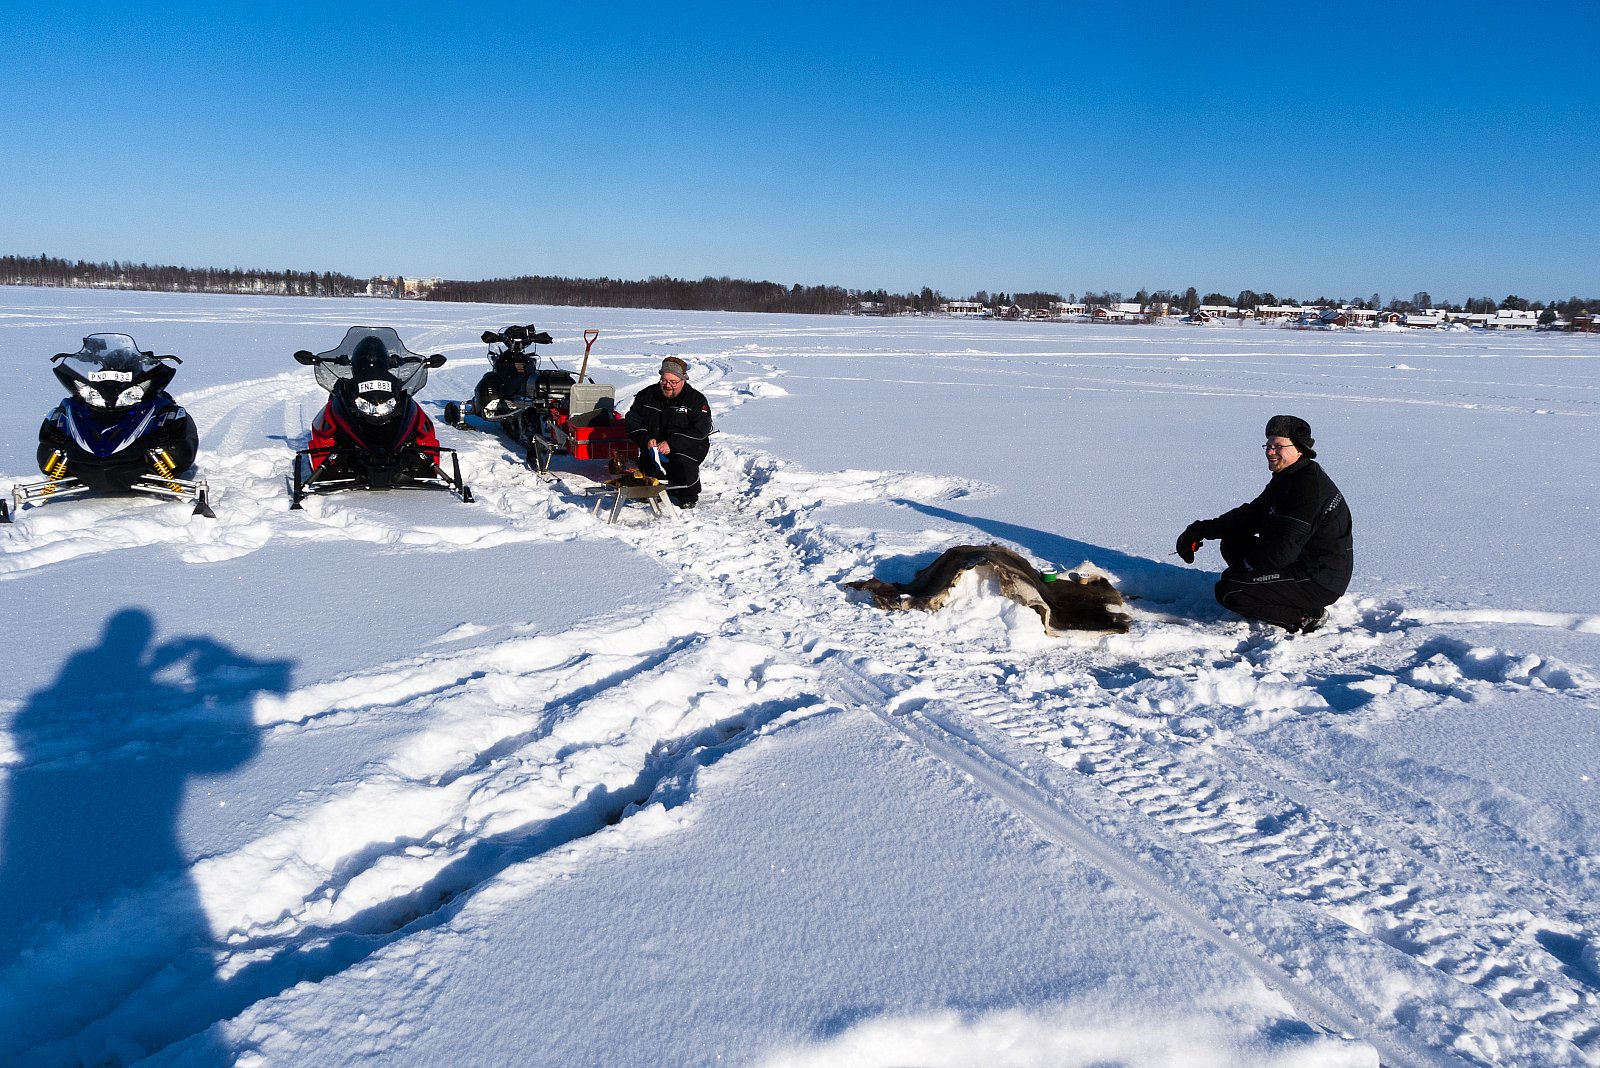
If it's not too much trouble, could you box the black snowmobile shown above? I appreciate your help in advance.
[443,326,634,472]
[289,326,472,508]
[443,325,570,445]
[4,332,212,523]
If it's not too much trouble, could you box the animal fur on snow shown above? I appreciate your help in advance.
[844,544,1129,634]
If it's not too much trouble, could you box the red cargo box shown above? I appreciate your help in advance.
[570,425,637,462]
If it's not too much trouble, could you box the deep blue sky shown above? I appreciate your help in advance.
[4,1,1596,304]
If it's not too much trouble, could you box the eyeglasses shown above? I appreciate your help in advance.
[1262,443,1295,452]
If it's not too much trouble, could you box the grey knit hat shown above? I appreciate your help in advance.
[659,356,688,379]
[1265,414,1315,458]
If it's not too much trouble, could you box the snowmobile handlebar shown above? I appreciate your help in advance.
[481,325,554,348]
[293,350,446,368]
[53,351,180,365]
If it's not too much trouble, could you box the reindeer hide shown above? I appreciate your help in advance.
[844,544,1128,634]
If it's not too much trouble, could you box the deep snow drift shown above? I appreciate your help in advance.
[1,289,1597,1067]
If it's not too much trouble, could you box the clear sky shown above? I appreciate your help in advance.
[3,1,1596,305]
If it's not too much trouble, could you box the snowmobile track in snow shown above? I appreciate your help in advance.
[800,633,1598,1066]
[816,657,1438,1067]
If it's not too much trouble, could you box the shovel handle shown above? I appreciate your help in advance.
[579,328,599,382]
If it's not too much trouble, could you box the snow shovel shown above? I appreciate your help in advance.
[578,328,599,383]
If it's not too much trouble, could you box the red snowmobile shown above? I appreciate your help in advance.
[289,327,472,508]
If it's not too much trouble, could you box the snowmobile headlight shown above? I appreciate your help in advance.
[115,383,147,407]
[75,381,108,407]
[354,395,398,418]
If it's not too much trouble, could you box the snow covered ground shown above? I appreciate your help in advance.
[1,287,1597,1067]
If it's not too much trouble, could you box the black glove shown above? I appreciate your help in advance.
[1176,520,1210,564]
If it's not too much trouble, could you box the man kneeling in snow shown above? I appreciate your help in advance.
[626,356,712,509]
[1175,415,1353,633]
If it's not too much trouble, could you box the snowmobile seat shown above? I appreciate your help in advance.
[531,369,575,408]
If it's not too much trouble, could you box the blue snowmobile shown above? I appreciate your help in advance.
[3,333,212,522]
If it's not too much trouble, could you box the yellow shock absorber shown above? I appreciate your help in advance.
[41,449,69,492]
[148,448,184,493]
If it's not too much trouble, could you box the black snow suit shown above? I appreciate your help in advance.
[625,381,712,504]
[1197,457,1353,629]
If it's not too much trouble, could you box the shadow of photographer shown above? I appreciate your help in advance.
[0,607,292,1066]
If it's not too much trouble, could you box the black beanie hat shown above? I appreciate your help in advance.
[1265,415,1316,458]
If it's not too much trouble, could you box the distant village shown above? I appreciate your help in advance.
[935,300,1599,332]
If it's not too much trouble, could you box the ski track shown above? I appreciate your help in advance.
[4,355,1600,1065]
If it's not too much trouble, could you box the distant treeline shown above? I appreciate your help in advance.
[2,253,946,314]
[426,274,947,315]
[5,252,1597,320]
[1,254,379,297]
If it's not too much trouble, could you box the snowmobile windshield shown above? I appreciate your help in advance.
[309,327,432,395]
[66,333,159,375]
